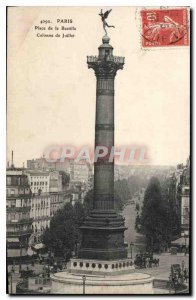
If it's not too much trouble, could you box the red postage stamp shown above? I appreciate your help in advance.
[141,8,189,48]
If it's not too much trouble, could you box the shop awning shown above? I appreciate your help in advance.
[171,237,189,246]
[7,237,19,242]
[32,243,45,250]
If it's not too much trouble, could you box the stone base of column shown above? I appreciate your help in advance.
[78,210,127,260]
[51,267,154,294]
[78,248,127,260]
[69,258,135,275]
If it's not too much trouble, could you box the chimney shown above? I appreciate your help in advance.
[11,150,14,168]
[42,155,45,171]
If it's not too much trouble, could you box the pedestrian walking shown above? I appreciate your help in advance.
[184,268,189,283]
[182,260,185,270]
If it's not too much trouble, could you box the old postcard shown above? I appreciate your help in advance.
[6,6,190,294]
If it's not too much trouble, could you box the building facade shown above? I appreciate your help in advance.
[181,185,190,233]
[6,169,33,260]
[49,171,63,193]
[29,193,50,245]
[70,160,92,183]
[70,182,85,206]
[168,157,190,241]
[26,170,50,194]
[28,170,71,244]
[27,157,71,174]
[50,191,71,217]
[7,166,72,251]
[180,159,190,236]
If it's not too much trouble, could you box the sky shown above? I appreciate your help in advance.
[7,6,190,167]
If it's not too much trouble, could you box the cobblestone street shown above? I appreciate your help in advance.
[122,199,146,253]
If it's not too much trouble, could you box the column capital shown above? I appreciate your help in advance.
[87,56,124,79]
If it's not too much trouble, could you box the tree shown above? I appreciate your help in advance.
[161,177,181,241]
[127,175,148,199]
[42,202,86,258]
[114,175,148,207]
[135,212,141,232]
[140,177,168,253]
[115,179,130,204]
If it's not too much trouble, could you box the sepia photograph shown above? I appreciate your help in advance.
[6,5,190,295]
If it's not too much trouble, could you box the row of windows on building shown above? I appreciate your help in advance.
[30,176,49,180]
[7,198,50,208]
[32,226,46,232]
[50,205,59,209]
[6,201,31,208]
[7,212,30,220]
[50,197,63,203]
[31,211,50,216]
[31,202,49,208]
[31,182,48,186]
[6,176,28,186]
[7,224,32,232]
[7,188,30,196]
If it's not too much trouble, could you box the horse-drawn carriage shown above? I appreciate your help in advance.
[134,252,159,269]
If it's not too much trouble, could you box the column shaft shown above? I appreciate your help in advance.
[94,78,114,210]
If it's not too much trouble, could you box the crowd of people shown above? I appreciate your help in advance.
[169,262,189,291]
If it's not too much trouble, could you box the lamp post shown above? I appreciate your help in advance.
[19,240,22,273]
[82,275,86,294]
[130,242,134,259]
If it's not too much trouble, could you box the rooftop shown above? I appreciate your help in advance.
[26,170,50,176]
